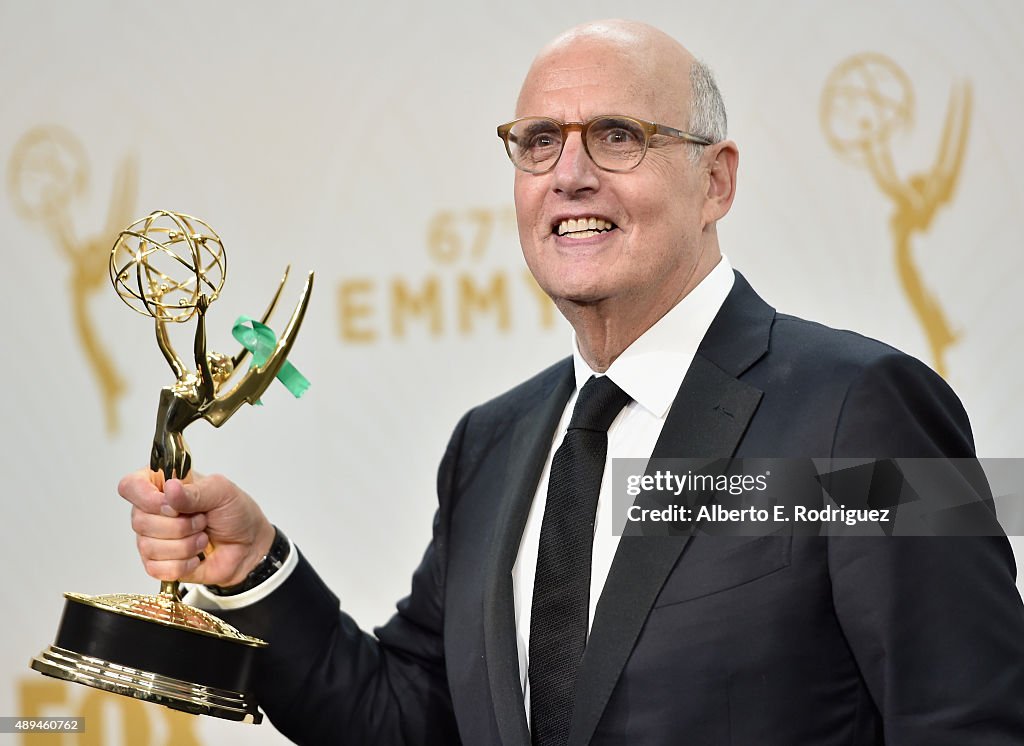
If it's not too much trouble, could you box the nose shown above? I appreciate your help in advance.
[550,131,600,196]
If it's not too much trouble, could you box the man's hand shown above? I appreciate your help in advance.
[118,470,276,587]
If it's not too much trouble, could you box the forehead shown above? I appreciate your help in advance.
[515,42,683,124]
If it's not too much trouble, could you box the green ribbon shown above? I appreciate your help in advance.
[231,315,310,403]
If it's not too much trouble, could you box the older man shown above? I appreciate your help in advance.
[120,19,1024,746]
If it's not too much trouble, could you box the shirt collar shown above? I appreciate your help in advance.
[572,255,735,419]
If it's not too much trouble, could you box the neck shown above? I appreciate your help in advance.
[561,292,680,372]
[563,250,720,372]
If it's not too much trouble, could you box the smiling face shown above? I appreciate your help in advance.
[513,23,726,331]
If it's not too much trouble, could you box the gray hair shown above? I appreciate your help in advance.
[687,58,727,158]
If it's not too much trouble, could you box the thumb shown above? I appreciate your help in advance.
[163,477,226,515]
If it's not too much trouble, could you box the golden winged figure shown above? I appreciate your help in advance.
[110,210,313,483]
[821,54,971,378]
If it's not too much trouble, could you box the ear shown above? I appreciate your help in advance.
[702,140,739,226]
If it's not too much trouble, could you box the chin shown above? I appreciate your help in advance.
[550,285,611,309]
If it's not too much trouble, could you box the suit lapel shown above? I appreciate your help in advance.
[484,362,575,746]
[566,273,774,746]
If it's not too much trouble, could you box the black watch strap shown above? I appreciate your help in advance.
[206,527,291,597]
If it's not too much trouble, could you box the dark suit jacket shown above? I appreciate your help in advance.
[223,273,1024,745]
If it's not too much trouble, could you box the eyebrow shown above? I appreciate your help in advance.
[521,120,558,135]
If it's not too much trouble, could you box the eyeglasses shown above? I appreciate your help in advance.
[496,115,714,174]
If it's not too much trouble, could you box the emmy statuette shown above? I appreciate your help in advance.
[30,210,314,724]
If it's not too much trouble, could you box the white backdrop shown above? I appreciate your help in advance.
[2,1,1022,743]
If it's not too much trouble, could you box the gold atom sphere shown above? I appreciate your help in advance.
[109,210,227,322]
[820,53,914,158]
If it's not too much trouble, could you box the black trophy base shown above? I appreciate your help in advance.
[30,591,266,724]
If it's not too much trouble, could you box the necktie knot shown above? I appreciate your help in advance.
[568,375,631,433]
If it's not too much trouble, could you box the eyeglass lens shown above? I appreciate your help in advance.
[506,117,648,172]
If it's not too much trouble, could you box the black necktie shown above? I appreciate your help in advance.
[529,375,632,746]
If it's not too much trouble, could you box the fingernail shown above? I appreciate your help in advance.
[190,515,205,531]
[186,556,201,573]
[160,504,179,517]
[195,534,209,552]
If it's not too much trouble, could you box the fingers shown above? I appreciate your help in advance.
[137,531,208,561]
[130,506,207,540]
[132,504,209,581]
[142,555,203,582]
[124,472,210,582]
[120,467,264,586]
[135,531,206,581]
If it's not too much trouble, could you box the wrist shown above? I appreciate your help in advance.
[206,526,291,596]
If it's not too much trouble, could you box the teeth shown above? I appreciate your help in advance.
[557,217,613,236]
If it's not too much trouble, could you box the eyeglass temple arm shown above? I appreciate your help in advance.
[654,123,714,146]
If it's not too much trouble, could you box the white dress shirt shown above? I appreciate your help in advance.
[512,257,734,715]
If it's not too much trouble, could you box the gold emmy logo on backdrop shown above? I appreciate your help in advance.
[7,126,135,433]
[337,205,558,342]
[821,53,971,378]
[31,210,314,725]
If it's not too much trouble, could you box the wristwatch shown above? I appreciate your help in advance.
[206,526,290,596]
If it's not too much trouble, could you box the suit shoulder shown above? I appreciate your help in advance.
[767,312,967,407]
[765,314,974,456]
[770,313,914,369]
[765,313,963,391]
